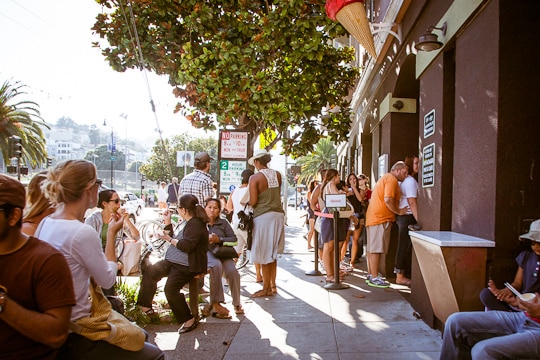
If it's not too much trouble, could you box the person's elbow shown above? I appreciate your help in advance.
[47,328,70,349]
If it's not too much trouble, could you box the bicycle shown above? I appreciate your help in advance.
[235,244,249,270]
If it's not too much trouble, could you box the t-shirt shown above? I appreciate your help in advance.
[38,218,117,321]
[399,175,418,214]
[365,172,401,227]
[0,236,75,359]
[230,186,249,226]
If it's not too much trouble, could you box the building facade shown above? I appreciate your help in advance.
[338,0,540,328]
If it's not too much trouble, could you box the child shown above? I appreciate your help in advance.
[480,219,540,311]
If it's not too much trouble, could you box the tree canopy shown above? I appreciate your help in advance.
[140,134,218,182]
[295,137,337,183]
[92,0,358,157]
[0,80,49,167]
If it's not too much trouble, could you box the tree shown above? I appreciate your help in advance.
[84,145,126,171]
[127,160,144,173]
[140,134,218,182]
[295,137,337,183]
[0,80,49,167]
[92,0,358,157]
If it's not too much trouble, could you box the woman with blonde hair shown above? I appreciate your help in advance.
[22,171,55,236]
[37,159,163,359]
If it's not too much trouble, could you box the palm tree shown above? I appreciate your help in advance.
[0,80,49,167]
[295,138,337,184]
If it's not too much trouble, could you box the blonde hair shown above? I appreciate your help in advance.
[23,171,52,221]
[42,159,96,205]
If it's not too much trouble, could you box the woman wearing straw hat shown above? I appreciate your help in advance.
[246,150,285,298]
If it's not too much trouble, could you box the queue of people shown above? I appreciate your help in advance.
[6,150,540,359]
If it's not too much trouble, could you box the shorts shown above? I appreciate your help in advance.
[366,222,392,254]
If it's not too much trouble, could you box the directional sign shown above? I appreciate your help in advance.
[219,160,246,193]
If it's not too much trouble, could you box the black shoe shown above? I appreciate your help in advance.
[178,319,199,334]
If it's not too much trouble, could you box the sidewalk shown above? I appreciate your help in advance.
[145,208,442,359]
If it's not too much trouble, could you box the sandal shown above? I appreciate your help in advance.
[212,311,232,319]
[234,305,245,315]
[250,289,273,298]
[271,286,278,294]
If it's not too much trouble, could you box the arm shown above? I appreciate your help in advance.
[0,302,71,348]
[310,185,321,211]
[120,209,140,241]
[247,177,259,207]
[174,219,207,253]
[384,196,407,215]
[226,190,235,214]
[211,221,238,247]
[519,293,540,316]
[406,197,419,221]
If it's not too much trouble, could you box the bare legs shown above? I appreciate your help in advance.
[307,218,315,250]
[254,263,262,282]
[251,260,277,297]
[367,252,382,279]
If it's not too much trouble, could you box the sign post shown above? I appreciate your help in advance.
[324,194,350,290]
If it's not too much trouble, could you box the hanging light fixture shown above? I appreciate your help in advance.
[415,22,447,52]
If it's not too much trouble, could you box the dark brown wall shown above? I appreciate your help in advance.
[417,55,445,230]
[452,0,499,239]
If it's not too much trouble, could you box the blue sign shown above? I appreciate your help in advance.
[229,185,236,192]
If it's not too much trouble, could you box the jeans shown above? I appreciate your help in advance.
[440,311,540,360]
[57,332,164,360]
[394,214,415,274]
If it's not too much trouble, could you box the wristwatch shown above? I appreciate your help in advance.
[0,285,7,313]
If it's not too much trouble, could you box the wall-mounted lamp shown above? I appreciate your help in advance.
[415,22,447,52]
[392,100,404,110]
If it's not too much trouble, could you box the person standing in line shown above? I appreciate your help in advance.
[247,150,285,298]
[137,194,208,334]
[319,169,349,283]
[226,169,256,256]
[310,169,327,262]
[179,152,214,205]
[38,159,164,359]
[394,155,419,286]
[340,173,366,270]
[157,182,168,210]
[305,179,319,251]
[167,177,180,207]
[0,174,76,360]
[365,161,409,288]
[21,171,56,236]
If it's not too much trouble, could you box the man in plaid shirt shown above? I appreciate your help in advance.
[180,152,215,204]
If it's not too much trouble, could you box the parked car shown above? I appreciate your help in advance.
[117,191,145,217]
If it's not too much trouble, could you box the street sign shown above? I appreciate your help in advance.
[220,131,249,159]
[219,160,246,193]
[110,156,116,161]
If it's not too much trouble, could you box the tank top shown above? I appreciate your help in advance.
[254,168,284,218]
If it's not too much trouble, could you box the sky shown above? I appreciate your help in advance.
[0,0,213,146]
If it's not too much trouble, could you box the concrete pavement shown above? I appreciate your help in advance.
[144,208,442,359]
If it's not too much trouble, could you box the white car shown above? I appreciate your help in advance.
[117,191,145,217]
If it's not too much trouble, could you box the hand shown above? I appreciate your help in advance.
[398,207,409,215]
[108,213,124,234]
[162,209,172,225]
[518,293,540,316]
[209,233,219,244]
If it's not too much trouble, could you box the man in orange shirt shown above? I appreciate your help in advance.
[365,161,409,288]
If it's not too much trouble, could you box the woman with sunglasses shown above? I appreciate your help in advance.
[85,190,140,298]
[85,189,140,250]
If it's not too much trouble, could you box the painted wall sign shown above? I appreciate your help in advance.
[424,109,435,138]
[422,143,435,188]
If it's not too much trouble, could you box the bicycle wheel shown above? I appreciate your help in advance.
[235,245,249,270]
[137,220,163,245]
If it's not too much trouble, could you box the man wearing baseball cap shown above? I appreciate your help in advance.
[180,151,215,204]
[0,174,75,359]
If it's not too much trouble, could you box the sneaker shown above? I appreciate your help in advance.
[365,274,372,284]
[367,276,391,288]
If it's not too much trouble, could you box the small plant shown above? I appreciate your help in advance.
[115,277,150,325]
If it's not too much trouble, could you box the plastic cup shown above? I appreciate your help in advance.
[521,293,536,302]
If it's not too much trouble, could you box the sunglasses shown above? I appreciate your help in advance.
[109,199,120,204]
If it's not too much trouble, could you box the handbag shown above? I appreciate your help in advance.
[70,278,145,351]
[237,205,253,232]
[210,243,238,259]
[314,214,323,233]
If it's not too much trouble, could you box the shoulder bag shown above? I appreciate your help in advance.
[70,278,145,351]
[210,243,238,259]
